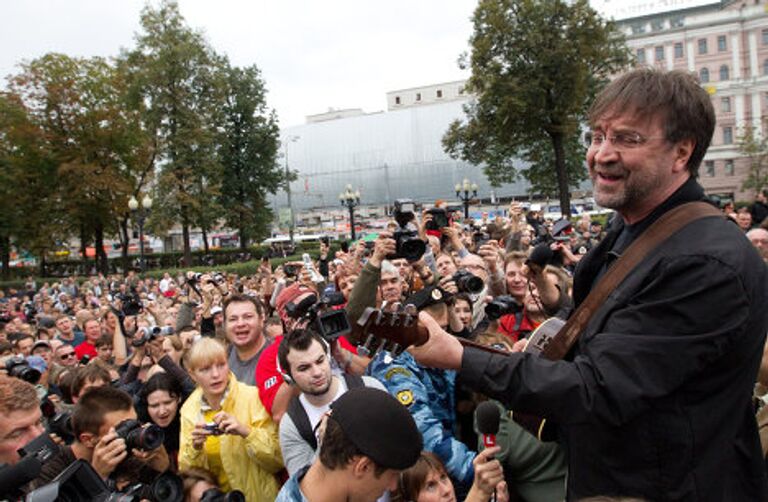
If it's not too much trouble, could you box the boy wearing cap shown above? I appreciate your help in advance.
[275,387,422,502]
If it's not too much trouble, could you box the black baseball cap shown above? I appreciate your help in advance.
[330,387,422,470]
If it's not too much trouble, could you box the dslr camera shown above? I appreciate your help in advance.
[131,325,175,347]
[5,356,41,384]
[451,270,484,295]
[112,288,143,317]
[40,397,75,444]
[485,295,523,321]
[388,199,426,263]
[114,419,165,452]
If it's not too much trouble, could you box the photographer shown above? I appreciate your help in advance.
[0,375,44,466]
[24,385,169,492]
[179,337,282,500]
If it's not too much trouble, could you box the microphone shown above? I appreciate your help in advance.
[527,243,553,268]
[0,454,43,497]
[476,401,501,449]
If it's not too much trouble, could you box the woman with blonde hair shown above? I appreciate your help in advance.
[179,337,283,500]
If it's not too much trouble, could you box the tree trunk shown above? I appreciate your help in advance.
[79,223,89,276]
[202,227,209,253]
[551,132,572,219]
[119,217,130,274]
[239,210,248,250]
[181,205,192,267]
[94,223,108,275]
[38,253,47,277]
[0,234,10,281]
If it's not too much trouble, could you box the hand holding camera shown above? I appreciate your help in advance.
[370,232,396,268]
[92,428,129,479]
[213,412,249,438]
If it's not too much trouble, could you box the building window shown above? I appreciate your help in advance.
[651,19,664,31]
[725,159,734,176]
[763,59,768,76]
[416,93,421,102]
[698,38,708,54]
[637,48,646,64]
[718,35,727,52]
[763,29,768,45]
[723,126,733,144]
[395,96,401,105]
[700,67,709,83]
[436,90,443,98]
[674,42,684,58]
[671,16,684,28]
[721,97,731,113]
[632,23,646,34]
[655,46,665,61]
[720,64,729,81]
[705,160,715,177]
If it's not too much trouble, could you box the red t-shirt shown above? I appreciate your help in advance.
[74,341,97,360]
[255,334,357,414]
[498,310,540,343]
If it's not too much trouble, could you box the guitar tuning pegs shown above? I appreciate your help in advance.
[404,304,418,316]
[358,334,376,357]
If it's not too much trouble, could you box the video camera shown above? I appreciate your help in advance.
[0,433,58,500]
[285,292,350,342]
[131,326,174,348]
[388,199,426,263]
[24,459,183,502]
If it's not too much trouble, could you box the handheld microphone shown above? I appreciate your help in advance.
[527,243,554,268]
[0,454,42,497]
[476,401,501,449]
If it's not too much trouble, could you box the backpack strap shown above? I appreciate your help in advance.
[286,396,317,451]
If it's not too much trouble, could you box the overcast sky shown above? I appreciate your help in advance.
[3,1,686,128]
[1,0,485,127]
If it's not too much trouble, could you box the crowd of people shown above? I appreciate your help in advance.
[0,68,768,502]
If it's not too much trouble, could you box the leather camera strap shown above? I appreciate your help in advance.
[541,201,723,360]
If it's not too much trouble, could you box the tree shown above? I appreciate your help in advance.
[124,0,224,265]
[443,0,630,215]
[218,63,283,249]
[8,54,152,274]
[738,124,768,196]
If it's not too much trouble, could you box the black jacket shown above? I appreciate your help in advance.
[461,179,768,501]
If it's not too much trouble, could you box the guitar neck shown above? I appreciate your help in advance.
[458,337,509,356]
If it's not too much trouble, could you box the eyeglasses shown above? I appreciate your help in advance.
[59,352,75,360]
[583,131,665,151]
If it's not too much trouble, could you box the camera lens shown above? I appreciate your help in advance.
[151,472,184,502]
[131,423,164,451]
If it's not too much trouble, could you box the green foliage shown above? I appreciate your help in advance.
[443,0,630,213]
[123,0,225,262]
[217,63,283,248]
[738,124,768,195]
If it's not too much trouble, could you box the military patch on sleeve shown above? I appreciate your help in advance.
[396,389,414,407]
[384,367,413,380]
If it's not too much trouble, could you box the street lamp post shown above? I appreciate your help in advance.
[339,184,361,241]
[284,135,300,246]
[455,178,478,220]
[129,194,153,272]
